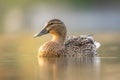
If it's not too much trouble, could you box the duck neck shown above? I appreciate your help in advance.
[52,33,66,45]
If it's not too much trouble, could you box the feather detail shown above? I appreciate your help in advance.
[64,35,99,57]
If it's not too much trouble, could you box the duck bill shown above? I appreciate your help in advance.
[34,28,48,38]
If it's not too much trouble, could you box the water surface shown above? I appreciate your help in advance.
[0,34,120,80]
[0,53,120,80]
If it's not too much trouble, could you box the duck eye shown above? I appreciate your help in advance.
[49,23,53,25]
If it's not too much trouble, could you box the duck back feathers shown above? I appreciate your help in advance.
[64,35,100,57]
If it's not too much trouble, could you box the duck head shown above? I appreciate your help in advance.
[34,19,67,44]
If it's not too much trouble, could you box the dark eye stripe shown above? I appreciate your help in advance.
[47,23,53,26]
[49,23,54,25]
[49,22,62,25]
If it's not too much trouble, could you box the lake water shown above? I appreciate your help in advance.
[0,52,120,80]
[0,34,120,80]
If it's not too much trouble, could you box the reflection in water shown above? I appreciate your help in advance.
[0,54,120,80]
[38,57,100,80]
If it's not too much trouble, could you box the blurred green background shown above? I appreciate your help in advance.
[0,0,120,33]
[0,0,120,80]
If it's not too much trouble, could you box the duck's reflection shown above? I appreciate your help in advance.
[38,57,100,80]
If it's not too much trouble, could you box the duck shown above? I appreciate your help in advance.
[34,19,100,57]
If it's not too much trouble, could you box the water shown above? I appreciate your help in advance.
[0,53,120,80]
[38,57,120,80]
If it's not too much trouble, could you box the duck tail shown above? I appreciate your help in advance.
[86,34,100,49]
[94,41,101,49]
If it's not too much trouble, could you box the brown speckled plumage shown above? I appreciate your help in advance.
[39,41,65,57]
[64,36,97,57]
[34,19,100,57]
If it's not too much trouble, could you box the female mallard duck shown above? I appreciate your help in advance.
[34,19,100,57]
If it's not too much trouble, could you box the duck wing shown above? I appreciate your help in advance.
[64,35,100,57]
